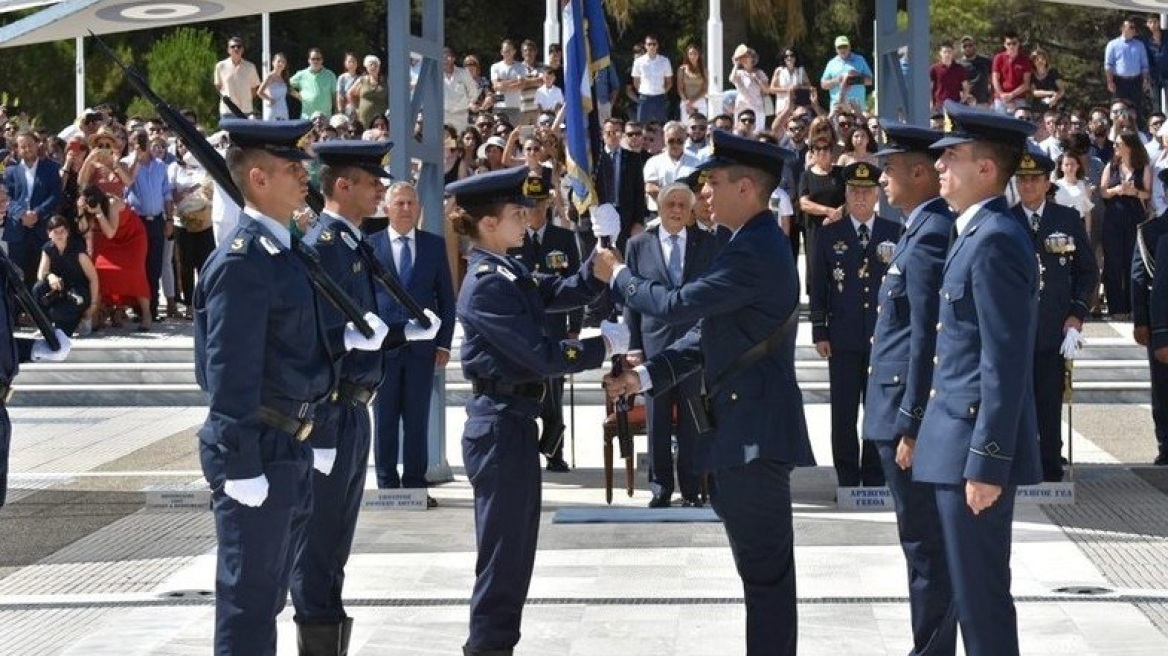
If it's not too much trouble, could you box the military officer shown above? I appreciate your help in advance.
[449,166,628,656]
[1011,148,1098,482]
[913,101,1042,656]
[596,130,814,656]
[292,140,440,654]
[862,123,958,656]
[194,119,390,656]
[810,161,900,488]
[507,175,582,472]
[1135,178,1168,465]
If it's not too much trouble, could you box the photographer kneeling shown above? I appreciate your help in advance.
[33,215,99,336]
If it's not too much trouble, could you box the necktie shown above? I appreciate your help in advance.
[857,223,870,250]
[667,233,683,285]
[611,150,621,203]
[1030,212,1041,233]
[531,230,542,255]
[398,235,413,282]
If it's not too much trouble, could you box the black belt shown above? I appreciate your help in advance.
[330,379,376,406]
[257,401,316,441]
[471,379,547,403]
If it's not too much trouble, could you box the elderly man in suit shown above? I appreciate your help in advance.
[596,130,814,656]
[1011,148,1098,483]
[863,124,958,656]
[370,182,457,506]
[913,101,1043,656]
[3,131,62,286]
[623,182,719,507]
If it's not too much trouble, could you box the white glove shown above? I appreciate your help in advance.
[591,203,621,240]
[600,319,630,355]
[312,448,337,476]
[344,312,390,351]
[404,309,442,342]
[31,330,71,362]
[224,474,269,507]
[1059,326,1085,360]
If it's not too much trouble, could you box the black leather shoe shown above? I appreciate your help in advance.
[681,495,703,508]
[426,495,439,509]
[545,457,571,473]
[1155,453,1168,466]
[648,493,671,508]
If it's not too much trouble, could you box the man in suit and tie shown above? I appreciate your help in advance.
[1011,149,1098,482]
[623,182,719,507]
[3,131,62,286]
[1133,184,1168,465]
[594,117,648,250]
[370,182,457,505]
[913,101,1043,656]
[810,162,900,488]
[507,175,581,472]
[596,131,814,656]
[863,124,959,656]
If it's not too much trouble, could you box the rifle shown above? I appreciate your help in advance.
[90,32,375,338]
[1,254,59,351]
[599,235,634,502]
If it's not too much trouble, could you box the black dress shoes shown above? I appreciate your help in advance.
[681,495,703,508]
[1155,453,1168,466]
[545,457,571,473]
[648,493,671,508]
[426,495,439,509]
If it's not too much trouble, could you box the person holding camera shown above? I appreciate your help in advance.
[820,36,874,112]
[78,185,151,332]
[33,215,98,336]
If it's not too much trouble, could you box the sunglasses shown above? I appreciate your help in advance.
[837,122,853,128]
[309,57,322,62]
[228,44,242,50]
[666,138,684,145]
[625,131,643,137]
[811,145,832,152]
[787,125,805,132]
[739,117,755,124]
[524,145,542,151]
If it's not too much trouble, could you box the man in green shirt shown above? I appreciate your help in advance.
[290,48,338,119]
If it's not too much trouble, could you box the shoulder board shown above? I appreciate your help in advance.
[226,235,250,256]
[475,261,517,281]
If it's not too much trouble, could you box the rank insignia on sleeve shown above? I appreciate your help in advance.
[230,237,245,252]
[625,282,637,297]
[563,341,583,362]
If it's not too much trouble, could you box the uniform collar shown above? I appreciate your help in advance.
[320,210,364,240]
[955,195,1000,236]
[244,209,292,249]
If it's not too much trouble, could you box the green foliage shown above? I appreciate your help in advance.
[125,28,219,122]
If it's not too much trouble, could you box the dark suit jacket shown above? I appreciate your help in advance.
[368,228,457,358]
[594,147,648,237]
[3,158,62,245]
[809,215,901,352]
[1011,202,1098,353]
[864,198,955,443]
[914,196,1042,487]
[1134,213,1168,330]
[623,225,718,357]
[612,211,814,471]
[508,223,582,339]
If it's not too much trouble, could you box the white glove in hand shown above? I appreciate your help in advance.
[31,329,71,362]
[312,448,337,476]
[1059,327,1085,360]
[344,312,390,351]
[600,319,630,355]
[404,309,442,342]
[591,203,621,240]
[224,474,269,507]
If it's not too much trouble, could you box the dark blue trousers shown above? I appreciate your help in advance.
[646,374,701,498]
[540,376,566,459]
[637,93,668,125]
[1147,345,1168,459]
[1101,211,1137,315]
[0,406,10,508]
[829,349,883,487]
[876,442,957,656]
[1033,350,1066,481]
[141,214,166,316]
[291,402,371,624]
[7,237,39,292]
[374,352,434,488]
[934,483,1020,656]
[711,458,797,656]
[200,432,314,656]
[463,398,542,652]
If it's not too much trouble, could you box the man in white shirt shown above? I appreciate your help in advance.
[443,48,479,129]
[631,34,673,125]
[213,36,261,118]
[643,122,699,216]
[490,40,526,126]
[534,68,565,113]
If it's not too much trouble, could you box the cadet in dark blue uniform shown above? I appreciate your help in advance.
[449,166,626,656]
[597,131,814,656]
[913,102,1042,656]
[507,175,582,472]
[810,162,900,487]
[194,120,390,656]
[292,140,440,654]
[1133,193,1168,465]
[1011,149,1098,482]
[863,124,958,656]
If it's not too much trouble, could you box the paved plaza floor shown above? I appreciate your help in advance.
[2,398,1168,655]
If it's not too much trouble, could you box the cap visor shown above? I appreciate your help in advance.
[696,156,737,171]
[930,135,973,149]
[873,146,908,158]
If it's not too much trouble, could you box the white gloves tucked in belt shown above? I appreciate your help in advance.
[1060,327,1085,360]
[601,319,630,355]
[224,475,269,507]
[313,448,337,476]
[344,312,389,351]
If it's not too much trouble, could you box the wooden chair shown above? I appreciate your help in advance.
[602,394,646,504]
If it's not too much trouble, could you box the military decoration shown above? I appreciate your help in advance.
[833,266,846,293]
[876,240,897,264]
[545,250,568,271]
[832,240,848,255]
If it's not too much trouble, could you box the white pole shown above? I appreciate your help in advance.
[706,0,724,119]
[261,13,271,77]
[75,36,85,117]
[544,0,560,60]
[1161,14,1167,112]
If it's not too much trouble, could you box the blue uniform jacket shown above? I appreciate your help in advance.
[3,158,62,246]
[611,211,814,470]
[509,224,583,340]
[194,215,339,480]
[0,251,35,380]
[1147,226,1168,350]
[809,215,901,351]
[368,228,457,359]
[623,225,719,357]
[913,197,1042,487]
[864,198,955,442]
[458,247,608,387]
[1133,214,1168,331]
[1011,202,1098,353]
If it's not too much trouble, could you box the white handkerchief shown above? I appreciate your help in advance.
[887,264,902,276]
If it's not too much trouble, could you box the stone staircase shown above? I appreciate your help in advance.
[7,321,1155,407]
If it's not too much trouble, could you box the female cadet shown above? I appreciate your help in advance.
[446,165,626,656]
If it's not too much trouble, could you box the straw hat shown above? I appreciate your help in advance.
[86,124,123,150]
[732,44,752,62]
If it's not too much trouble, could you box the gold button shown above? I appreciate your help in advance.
[893,375,900,383]
[730,392,738,401]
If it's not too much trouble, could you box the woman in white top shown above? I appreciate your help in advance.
[730,45,769,123]
[256,53,290,120]
[1053,151,1095,221]
[770,47,810,118]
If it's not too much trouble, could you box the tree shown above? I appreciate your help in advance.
[124,28,219,123]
